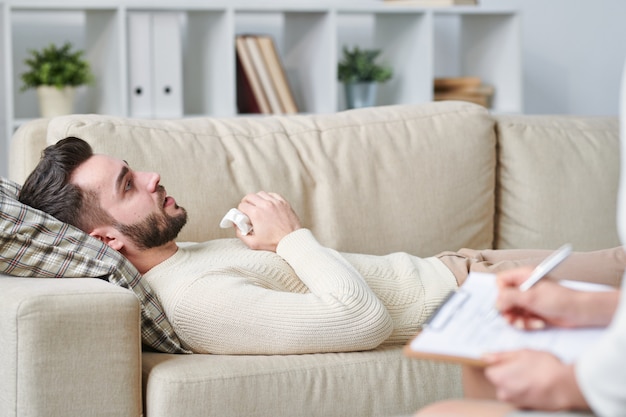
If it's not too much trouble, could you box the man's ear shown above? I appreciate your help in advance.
[89,226,125,251]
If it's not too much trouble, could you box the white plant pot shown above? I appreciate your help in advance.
[36,85,76,118]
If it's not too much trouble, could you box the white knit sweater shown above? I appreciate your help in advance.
[144,228,457,354]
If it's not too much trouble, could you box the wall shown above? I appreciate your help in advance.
[476,0,626,115]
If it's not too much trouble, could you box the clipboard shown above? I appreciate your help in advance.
[404,272,609,367]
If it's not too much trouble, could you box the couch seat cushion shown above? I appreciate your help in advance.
[142,346,462,417]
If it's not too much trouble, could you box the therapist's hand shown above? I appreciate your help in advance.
[482,349,589,412]
[496,267,620,330]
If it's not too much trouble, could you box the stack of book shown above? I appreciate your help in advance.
[235,34,298,115]
[382,0,478,6]
[433,77,494,108]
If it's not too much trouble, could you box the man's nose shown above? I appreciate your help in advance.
[141,171,161,192]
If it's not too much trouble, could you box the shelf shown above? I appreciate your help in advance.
[0,1,521,178]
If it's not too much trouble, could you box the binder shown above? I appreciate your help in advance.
[128,12,153,118]
[152,12,183,118]
[404,272,610,366]
[127,12,183,118]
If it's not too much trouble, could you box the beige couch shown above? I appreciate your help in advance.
[1,101,620,417]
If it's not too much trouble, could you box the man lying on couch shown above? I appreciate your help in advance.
[18,137,626,355]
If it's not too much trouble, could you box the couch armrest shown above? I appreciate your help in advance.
[0,276,142,417]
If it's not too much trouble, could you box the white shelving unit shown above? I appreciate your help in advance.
[0,1,521,177]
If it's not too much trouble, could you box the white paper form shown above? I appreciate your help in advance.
[408,272,609,365]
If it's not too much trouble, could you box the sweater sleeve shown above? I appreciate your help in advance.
[575,278,626,417]
[170,229,393,354]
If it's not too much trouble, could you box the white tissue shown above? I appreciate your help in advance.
[219,208,253,235]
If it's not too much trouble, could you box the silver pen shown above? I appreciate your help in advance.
[518,244,572,292]
[486,243,572,319]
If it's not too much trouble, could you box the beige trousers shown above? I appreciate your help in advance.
[436,246,626,287]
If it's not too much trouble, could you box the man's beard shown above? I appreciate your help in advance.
[115,206,188,250]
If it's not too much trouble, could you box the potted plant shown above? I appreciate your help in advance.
[337,46,393,109]
[20,42,94,118]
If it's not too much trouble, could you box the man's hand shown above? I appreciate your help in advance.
[236,191,301,252]
[482,350,589,411]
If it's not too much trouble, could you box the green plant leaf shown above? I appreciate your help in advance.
[337,46,393,83]
[20,42,95,91]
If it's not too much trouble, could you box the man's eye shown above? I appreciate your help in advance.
[124,180,132,191]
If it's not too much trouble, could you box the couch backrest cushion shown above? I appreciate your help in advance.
[495,115,620,250]
[44,102,496,256]
[9,118,51,184]
[0,177,188,354]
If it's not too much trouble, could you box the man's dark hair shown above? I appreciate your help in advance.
[19,137,113,232]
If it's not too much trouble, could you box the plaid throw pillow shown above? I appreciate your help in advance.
[0,177,189,354]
